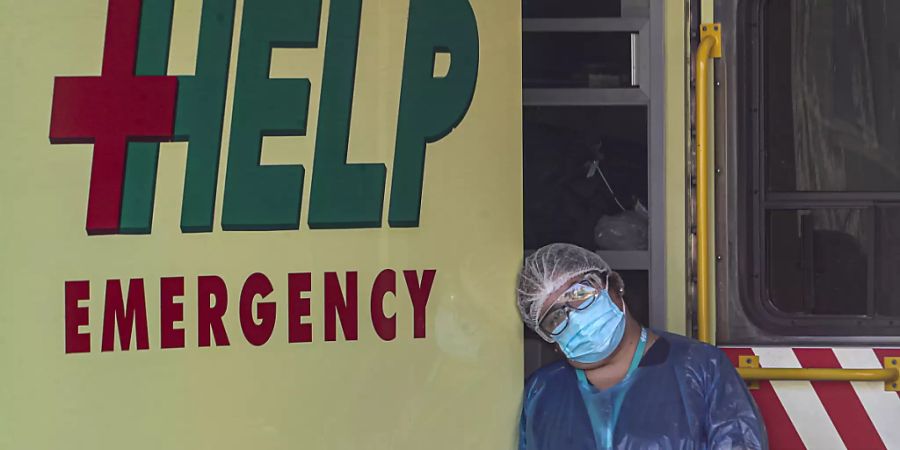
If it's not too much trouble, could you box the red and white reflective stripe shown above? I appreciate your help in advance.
[725,347,805,449]
[722,347,900,450]
[755,348,845,449]
[834,349,900,447]
[793,349,885,449]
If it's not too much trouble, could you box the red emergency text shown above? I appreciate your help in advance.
[64,269,436,353]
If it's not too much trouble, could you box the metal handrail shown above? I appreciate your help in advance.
[737,355,900,391]
[695,23,721,344]
[693,23,899,392]
[738,367,898,383]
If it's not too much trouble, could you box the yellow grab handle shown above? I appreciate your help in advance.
[738,367,898,383]
[738,355,900,392]
[695,24,721,344]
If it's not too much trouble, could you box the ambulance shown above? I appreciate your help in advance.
[1,0,899,449]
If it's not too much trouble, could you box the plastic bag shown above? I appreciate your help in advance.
[593,201,649,251]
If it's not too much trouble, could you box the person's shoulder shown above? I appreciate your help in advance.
[653,331,745,384]
[655,330,728,360]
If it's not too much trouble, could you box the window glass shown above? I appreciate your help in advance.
[766,209,871,315]
[753,0,900,326]
[876,206,900,316]
[764,0,900,192]
[524,32,635,89]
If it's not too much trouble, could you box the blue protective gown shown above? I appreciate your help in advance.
[519,331,767,450]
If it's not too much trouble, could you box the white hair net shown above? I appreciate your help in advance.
[516,243,611,337]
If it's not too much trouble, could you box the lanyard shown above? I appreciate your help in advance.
[576,328,648,450]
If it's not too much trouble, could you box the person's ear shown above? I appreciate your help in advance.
[607,271,625,296]
[605,271,626,310]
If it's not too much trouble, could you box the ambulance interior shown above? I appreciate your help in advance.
[522,0,651,377]
[522,0,900,377]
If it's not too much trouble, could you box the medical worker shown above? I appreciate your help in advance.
[517,243,766,449]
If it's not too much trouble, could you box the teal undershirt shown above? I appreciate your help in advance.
[575,328,648,449]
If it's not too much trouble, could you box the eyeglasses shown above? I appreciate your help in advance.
[537,271,608,340]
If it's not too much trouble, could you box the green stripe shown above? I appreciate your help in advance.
[221,0,319,231]
[119,0,174,234]
[120,1,236,234]
[177,0,236,232]
[307,0,386,229]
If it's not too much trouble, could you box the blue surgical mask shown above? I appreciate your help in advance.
[554,289,626,364]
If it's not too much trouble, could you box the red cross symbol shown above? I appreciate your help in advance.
[49,0,178,235]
